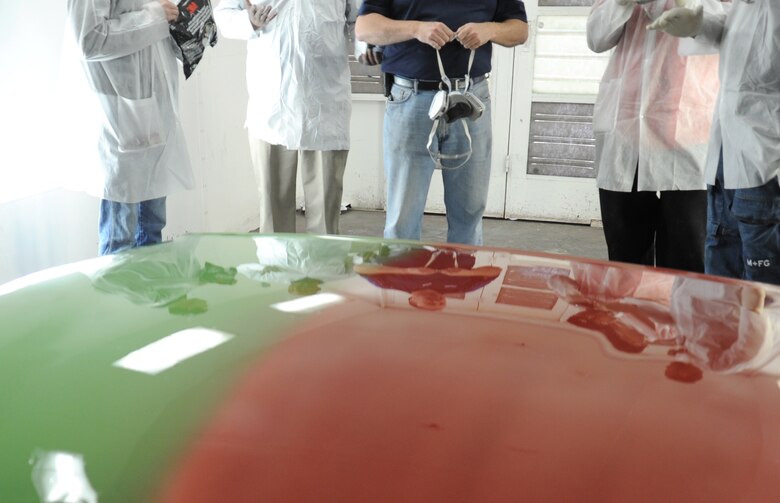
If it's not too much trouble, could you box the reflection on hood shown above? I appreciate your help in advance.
[238,236,358,287]
[88,239,237,315]
[549,262,780,382]
[30,450,98,503]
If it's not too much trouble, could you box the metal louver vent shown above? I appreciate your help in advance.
[348,32,383,94]
[528,102,596,179]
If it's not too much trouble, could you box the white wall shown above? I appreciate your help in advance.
[0,23,388,284]
[0,38,252,283]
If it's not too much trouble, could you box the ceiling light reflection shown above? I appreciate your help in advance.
[0,256,116,298]
[113,327,234,376]
[271,293,345,313]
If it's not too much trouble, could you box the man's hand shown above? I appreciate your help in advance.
[456,23,494,50]
[414,21,455,50]
[646,0,704,37]
[245,0,277,30]
[160,0,179,23]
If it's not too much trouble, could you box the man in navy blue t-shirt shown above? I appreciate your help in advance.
[356,0,527,245]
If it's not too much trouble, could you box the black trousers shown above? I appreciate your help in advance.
[599,173,707,273]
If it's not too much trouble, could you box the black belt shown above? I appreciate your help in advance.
[393,74,488,91]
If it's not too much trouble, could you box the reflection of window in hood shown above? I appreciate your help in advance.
[376,248,477,270]
[354,247,501,295]
[354,264,501,295]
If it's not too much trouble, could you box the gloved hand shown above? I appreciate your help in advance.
[646,0,704,37]
[245,0,277,30]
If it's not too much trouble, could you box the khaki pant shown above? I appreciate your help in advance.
[248,137,348,234]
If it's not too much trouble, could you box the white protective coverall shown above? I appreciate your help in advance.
[214,0,357,151]
[586,0,727,192]
[695,1,780,189]
[66,0,195,203]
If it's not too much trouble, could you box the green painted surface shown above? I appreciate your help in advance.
[0,234,386,502]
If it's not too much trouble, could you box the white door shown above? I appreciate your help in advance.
[505,2,609,224]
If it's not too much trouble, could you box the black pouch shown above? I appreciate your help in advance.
[169,0,218,79]
[383,73,394,98]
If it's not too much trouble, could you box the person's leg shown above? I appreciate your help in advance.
[655,189,706,272]
[598,172,657,267]
[441,79,492,245]
[248,136,298,233]
[300,149,348,234]
[135,196,167,248]
[383,84,437,241]
[730,178,780,285]
[705,149,744,278]
[98,199,138,255]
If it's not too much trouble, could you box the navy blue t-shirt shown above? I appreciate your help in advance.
[358,0,527,81]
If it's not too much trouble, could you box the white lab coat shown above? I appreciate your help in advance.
[586,0,726,192]
[66,0,195,204]
[214,0,356,151]
[697,1,780,189]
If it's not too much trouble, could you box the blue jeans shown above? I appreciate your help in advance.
[98,197,167,256]
[706,150,780,285]
[383,78,492,245]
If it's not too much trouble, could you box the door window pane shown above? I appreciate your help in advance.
[533,15,609,95]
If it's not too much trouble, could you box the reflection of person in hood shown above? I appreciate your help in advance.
[89,239,237,315]
[549,262,778,383]
[238,237,355,296]
[354,246,501,311]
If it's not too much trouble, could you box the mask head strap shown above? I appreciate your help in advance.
[427,49,477,170]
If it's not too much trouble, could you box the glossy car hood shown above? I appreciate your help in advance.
[2,234,779,502]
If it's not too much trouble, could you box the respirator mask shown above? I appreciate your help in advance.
[427,49,485,170]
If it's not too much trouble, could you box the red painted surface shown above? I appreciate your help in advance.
[159,301,780,502]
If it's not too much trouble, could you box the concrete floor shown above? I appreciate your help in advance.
[299,210,608,260]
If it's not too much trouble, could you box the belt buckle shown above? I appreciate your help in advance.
[455,78,471,90]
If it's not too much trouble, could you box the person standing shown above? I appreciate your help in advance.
[214,0,358,235]
[648,0,780,285]
[586,0,726,272]
[67,0,196,255]
[355,0,528,246]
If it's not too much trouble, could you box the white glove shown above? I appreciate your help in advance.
[646,0,704,37]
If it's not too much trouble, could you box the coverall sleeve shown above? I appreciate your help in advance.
[347,0,364,59]
[586,0,634,53]
[346,0,358,23]
[695,1,729,47]
[678,0,729,55]
[67,0,170,61]
[214,0,261,40]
